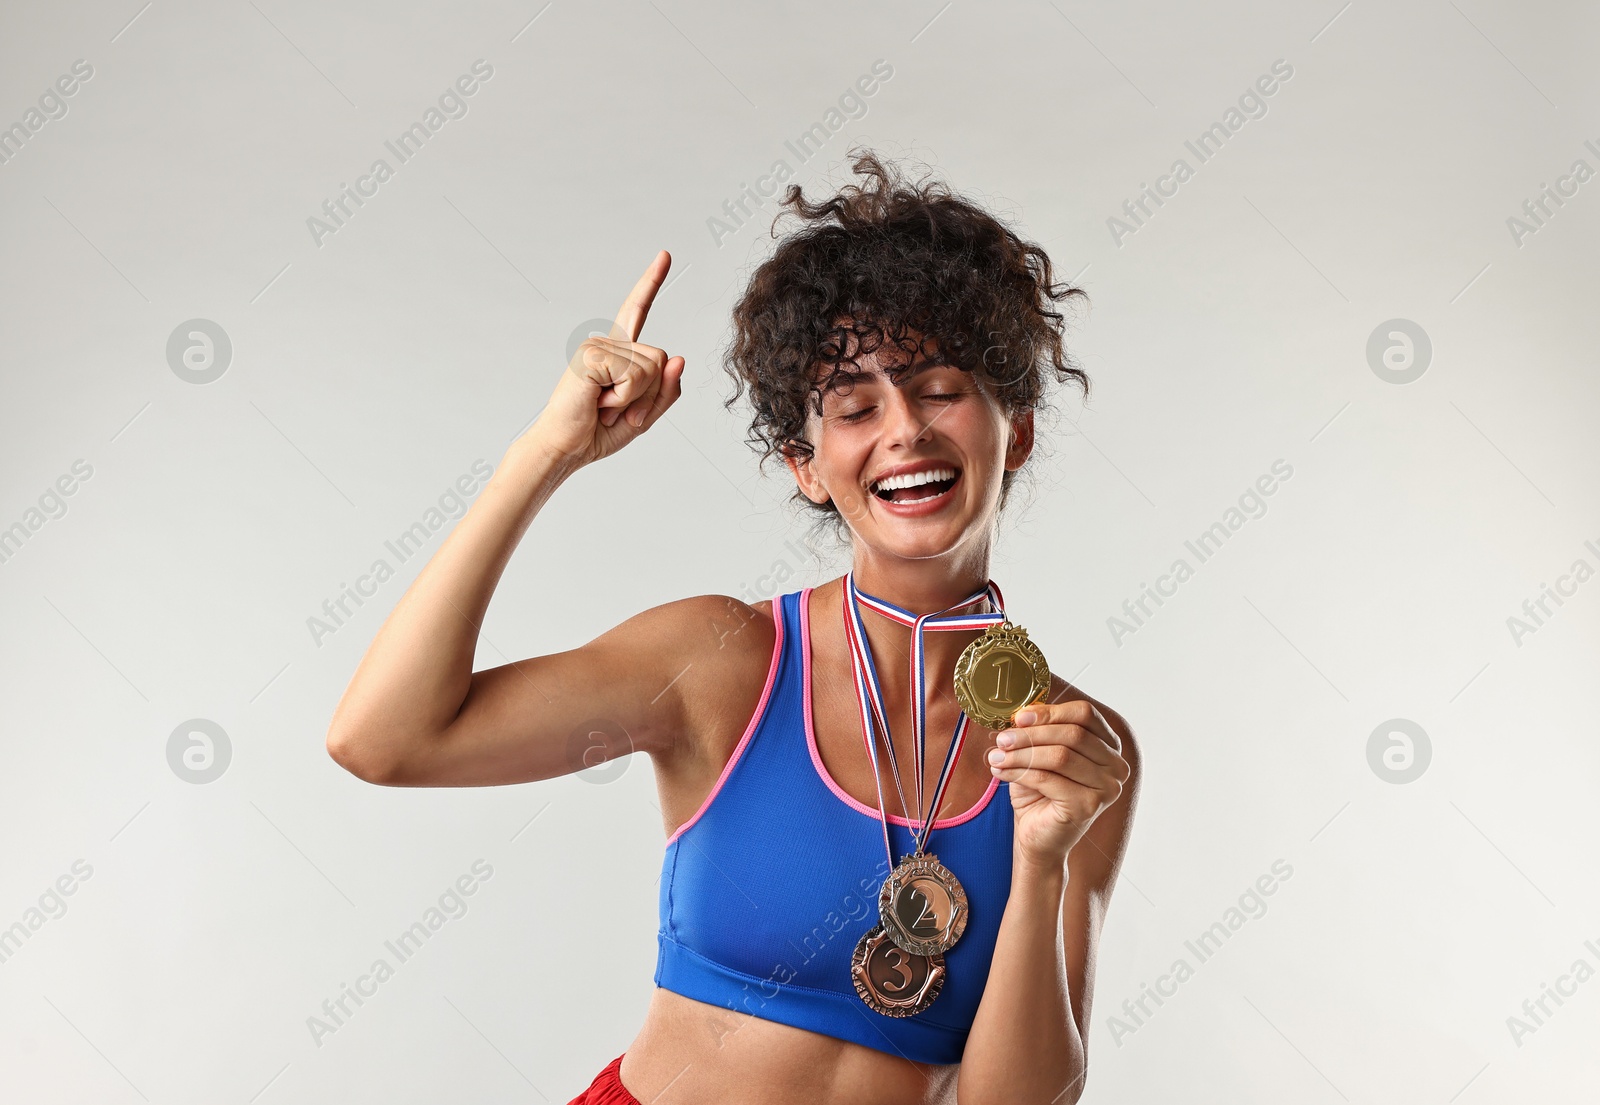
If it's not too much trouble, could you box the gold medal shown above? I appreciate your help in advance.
[878,852,969,957]
[953,620,1051,730]
[850,923,946,1017]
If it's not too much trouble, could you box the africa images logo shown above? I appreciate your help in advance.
[1106,859,1295,1046]
[1106,59,1294,247]
[1106,460,1294,646]
[305,60,495,247]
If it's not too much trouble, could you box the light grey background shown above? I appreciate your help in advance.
[2,0,1596,1101]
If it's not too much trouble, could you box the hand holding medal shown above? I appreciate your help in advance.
[985,695,1132,871]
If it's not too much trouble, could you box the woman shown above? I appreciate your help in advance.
[326,151,1139,1105]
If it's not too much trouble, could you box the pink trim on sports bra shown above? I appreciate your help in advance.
[663,598,786,847]
[801,584,999,829]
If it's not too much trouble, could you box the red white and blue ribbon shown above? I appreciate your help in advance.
[841,571,1009,868]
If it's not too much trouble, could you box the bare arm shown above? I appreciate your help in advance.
[958,690,1142,1105]
[325,251,694,786]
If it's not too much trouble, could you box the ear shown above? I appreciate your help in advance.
[1004,408,1034,472]
[783,446,831,505]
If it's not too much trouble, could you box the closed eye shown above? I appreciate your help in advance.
[838,392,962,423]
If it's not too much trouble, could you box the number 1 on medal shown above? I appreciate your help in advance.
[988,654,1014,705]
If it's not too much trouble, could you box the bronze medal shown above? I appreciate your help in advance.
[850,923,946,1017]
[879,852,969,957]
[953,620,1051,730]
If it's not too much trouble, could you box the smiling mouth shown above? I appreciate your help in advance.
[872,467,962,505]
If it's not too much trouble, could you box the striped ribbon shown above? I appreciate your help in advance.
[841,571,1009,869]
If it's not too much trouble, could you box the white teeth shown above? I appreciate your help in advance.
[871,466,957,493]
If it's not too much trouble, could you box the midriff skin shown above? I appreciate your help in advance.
[618,579,1006,1105]
[622,989,959,1103]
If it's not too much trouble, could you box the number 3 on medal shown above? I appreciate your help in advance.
[879,945,913,994]
[851,925,946,1016]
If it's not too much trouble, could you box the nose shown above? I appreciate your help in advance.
[880,385,934,450]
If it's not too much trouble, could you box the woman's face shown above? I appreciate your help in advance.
[786,333,1033,565]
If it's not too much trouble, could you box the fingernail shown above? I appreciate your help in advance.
[996,732,1015,748]
[1014,710,1037,725]
[987,748,1005,765]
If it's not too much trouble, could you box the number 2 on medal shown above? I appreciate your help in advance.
[902,886,934,933]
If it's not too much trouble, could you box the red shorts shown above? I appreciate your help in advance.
[566,1053,640,1105]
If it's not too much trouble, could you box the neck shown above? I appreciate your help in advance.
[840,552,1000,718]
[848,546,995,618]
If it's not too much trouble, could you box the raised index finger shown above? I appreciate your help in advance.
[613,249,671,343]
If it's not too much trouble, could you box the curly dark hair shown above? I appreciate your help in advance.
[721,147,1090,536]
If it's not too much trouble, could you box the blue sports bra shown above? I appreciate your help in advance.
[654,585,1015,1064]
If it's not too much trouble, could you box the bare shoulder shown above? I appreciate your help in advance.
[642,592,776,657]
[597,592,775,670]
[639,593,779,762]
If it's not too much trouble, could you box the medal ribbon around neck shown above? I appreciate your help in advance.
[840,571,1009,867]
